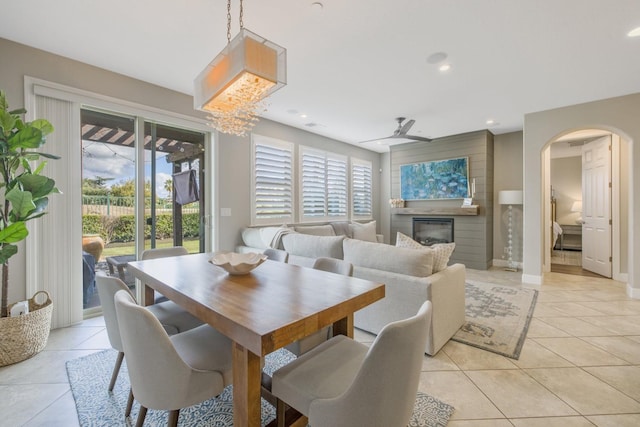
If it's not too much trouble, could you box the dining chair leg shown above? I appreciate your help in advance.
[167,409,180,427]
[108,351,125,391]
[276,398,286,427]
[125,388,134,417]
[135,405,147,427]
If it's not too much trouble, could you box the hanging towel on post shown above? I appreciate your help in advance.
[173,169,199,205]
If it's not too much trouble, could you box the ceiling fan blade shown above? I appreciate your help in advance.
[358,135,394,144]
[398,119,415,135]
[403,134,432,142]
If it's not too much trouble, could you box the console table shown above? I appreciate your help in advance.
[558,224,582,251]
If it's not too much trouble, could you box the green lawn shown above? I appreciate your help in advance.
[100,238,201,260]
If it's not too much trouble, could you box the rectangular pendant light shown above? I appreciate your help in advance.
[194,28,286,114]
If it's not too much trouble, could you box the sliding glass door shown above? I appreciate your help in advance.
[81,109,206,312]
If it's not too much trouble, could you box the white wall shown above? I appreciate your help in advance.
[523,93,639,297]
[551,156,582,224]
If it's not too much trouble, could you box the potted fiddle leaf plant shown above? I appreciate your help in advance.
[0,90,60,366]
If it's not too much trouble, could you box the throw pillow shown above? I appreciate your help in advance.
[395,232,455,273]
[282,234,345,259]
[330,221,352,237]
[343,238,433,277]
[294,224,336,236]
[349,221,377,242]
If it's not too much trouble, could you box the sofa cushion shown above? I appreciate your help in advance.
[395,232,455,273]
[283,234,345,259]
[343,238,433,277]
[349,221,377,242]
[294,224,336,236]
[330,221,352,237]
[242,227,269,249]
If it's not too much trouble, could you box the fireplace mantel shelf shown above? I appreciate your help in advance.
[392,206,479,216]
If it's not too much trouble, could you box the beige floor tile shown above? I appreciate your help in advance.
[526,367,640,415]
[587,414,640,427]
[577,300,640,316]
[510,416,595,427]
[353,327,376,343]
[533,337,629,366]
[72,329,112,350]
[536,317,618,337]
[72,315,105,327]
[44,326,105,350]
[421,349,460,371]
[22,390,80,427]
[448,420,514,427]
[536,290,599,303]
[442,340,518,370]
[579,316,640,335]
[465,369,578,418]
[511,339,574,369]
[0,384,69,426]
[417,371,504,420]
[628,336,640,344]
[0,350,98,384]
[533,303,569,317]
[583,366,640,401]
[581,336,640,364]
[543,302,608,317]
[527,318,571,338]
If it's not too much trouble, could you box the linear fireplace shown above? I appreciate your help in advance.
[412,218,454,246]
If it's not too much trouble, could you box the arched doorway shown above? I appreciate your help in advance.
[541,129,629,281]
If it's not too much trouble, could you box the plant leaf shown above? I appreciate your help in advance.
[0,244,19,264]
[30,119,54,136]
[18,174,56,199]
[5,187,36,220]
[8,126,43,149]
[0,109,16,137]
[0,222,28,244]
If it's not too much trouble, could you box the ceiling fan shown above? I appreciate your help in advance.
[359,117,432,144]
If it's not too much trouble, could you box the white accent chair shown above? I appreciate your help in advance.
[96,275,202,392]
[272,301,432,427]
[114,290,233,427]
[140,246,189,303]
[284,258,354,356]
[264,248,289,263]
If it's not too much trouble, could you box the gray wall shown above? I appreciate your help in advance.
[493,131,524,262]
[551,156,582,225]
[389,131,494,270]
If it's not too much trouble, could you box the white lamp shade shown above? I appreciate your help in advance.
[571,200,582,212]
[499,190,523,205]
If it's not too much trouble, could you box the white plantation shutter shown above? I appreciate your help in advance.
[352,158,373,219]
[300,147,348,222]
[252,135,293,224]
[327,155,348,217]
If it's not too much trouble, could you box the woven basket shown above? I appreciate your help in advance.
[0,291,53,367]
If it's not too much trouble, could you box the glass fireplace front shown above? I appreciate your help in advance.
[412,218,454,246]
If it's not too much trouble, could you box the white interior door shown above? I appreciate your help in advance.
[582,136,612,277]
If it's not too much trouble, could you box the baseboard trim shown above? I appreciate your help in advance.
[627,283,640,299]
[522,274,542,285]
[492,259,522,269]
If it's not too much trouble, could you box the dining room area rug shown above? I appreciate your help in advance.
[451,281,538,359]
[66,348,454,426]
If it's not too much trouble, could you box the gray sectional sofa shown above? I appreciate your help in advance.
[236,224,466,355]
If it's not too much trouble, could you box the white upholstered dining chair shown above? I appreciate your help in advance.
[140,246,189,303]
[95,275,202,392]
[272,300,432,427]
[114,290,233,427]
[284,258,354,356]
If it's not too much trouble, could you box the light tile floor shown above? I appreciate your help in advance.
[1,268,639,426]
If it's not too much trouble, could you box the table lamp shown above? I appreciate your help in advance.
[571,200,583,224]
[499,190,523,271]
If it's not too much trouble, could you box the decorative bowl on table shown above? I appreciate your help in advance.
[209,252,268,275]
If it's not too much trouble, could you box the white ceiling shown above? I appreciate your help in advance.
[2,0,639,153]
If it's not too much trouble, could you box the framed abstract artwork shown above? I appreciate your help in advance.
[400,157,470,200]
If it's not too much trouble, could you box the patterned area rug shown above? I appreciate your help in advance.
[67,348,454,427]
[452,281,538,359]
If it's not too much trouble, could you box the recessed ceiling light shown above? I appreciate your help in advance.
[486,119,499,126]
[311,2,323,12]
[427,52,448,64]
[438,63,451,72]
[628,26,640,37]
[300,114,308,118]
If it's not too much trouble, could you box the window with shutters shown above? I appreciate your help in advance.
[251,135,293,225]
[351,158,373,219]
[299,146,348,222]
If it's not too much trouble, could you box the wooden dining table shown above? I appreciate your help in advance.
[127,252,385,427]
